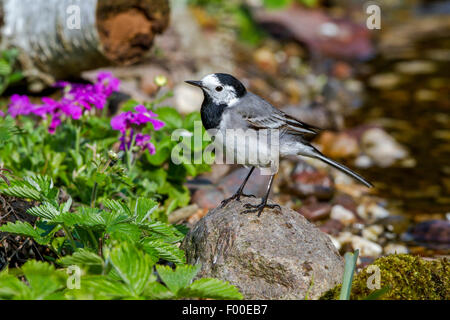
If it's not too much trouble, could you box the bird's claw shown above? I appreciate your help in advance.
[220,192,256,208]
[241,202,281,217]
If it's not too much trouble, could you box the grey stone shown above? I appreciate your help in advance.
[182,198,344,300]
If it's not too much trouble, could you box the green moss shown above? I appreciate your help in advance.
[320,254,449,300]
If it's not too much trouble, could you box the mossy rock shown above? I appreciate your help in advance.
[320,254,449,300]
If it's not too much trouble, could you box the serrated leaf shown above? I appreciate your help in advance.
[181,278,243,300]
[141,239,186,265]
[80,276,133,299]
[133,198,158,224]
[0,274,29,299]
[143,281,175,299]
[107,223,141,242]
[20,260,65,300]
[0,221,39,238]
[0,221,50,245]
[103,199,131,217]
[142,221,184,243]
[109,242,155,295]
[58,249,103,268]
[27,202,59,220]
[0,185,41,201]
[156,264,200,294]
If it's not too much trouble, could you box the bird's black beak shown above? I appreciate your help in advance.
[185,80,203,88]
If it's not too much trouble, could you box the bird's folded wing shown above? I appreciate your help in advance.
[241,111,320,136]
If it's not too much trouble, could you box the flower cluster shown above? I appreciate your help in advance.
[111,105,164,155]
[5,72,120,134]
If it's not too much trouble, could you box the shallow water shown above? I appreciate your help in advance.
[347,35,450,216]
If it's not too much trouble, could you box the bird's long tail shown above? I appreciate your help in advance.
[314,153,373,188]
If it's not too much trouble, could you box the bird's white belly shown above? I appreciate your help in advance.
[212,128,279,168]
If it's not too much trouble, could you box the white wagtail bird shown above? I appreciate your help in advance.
[186,73,372,216]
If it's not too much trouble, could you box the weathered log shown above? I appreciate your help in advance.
[0,0,170,91]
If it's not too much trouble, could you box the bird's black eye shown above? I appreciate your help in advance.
[215,86,223,92]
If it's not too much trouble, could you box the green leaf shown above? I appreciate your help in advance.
[0,59,12,75]
[0,221,39,238]
[180,278,243,300]
[133,197,158,224]
[107,223,141,242]
[0,221,50,245]
[27,202,59,220]
[58,249,103,269]
[143,281,175,299]
[0,273,30,299]
[364,285,391,300]
[21,260,65,300]
[1,184,41,201]
[0,175,57,202]
[109,242,155,295]
[80,276,133,299]
[156,264,200,294]
[339,249,359,300]
[154,107,182,129]
[103,199,132,217]
[141,239,186,265]
[143,221,184,243]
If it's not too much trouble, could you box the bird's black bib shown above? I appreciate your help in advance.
[200,94,227,130]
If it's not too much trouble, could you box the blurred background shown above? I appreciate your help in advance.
[1,0,449,263]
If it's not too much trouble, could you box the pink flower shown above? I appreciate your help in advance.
[111,105,164,154]
[7,71,121,133]
[8,95,34,117]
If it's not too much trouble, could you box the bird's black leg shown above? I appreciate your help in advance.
[220,167,256,208]
[241,174,280,217]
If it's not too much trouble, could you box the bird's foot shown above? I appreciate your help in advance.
[241,201,281,217]
[220,192,256,208]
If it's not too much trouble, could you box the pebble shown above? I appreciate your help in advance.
[384,243,409,255]
[287,160,334,199]
[316,131,360,159]
[357,202,391,221]
[253,47,278,74]
[369,73,401,89]
[395,60,436,75]
[362,225,384,242]
[297,202,332,221]
[337,232,383,257]
[354,154,373,168]
[330,205,356,226]
[361,128,409,167]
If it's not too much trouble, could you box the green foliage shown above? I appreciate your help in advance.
[0,49,24,96]
[0,97,210,213]
[0,116,21,147]
[0,175,242,300]
[0,260,66,300]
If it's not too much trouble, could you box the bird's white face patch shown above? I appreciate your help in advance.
[201,74,239,106]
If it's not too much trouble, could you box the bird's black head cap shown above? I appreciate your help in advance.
[213,73,247,98]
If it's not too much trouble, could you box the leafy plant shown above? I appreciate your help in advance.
[0,95,210,215]
[0,49,24,96]
[0,174,242,300]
